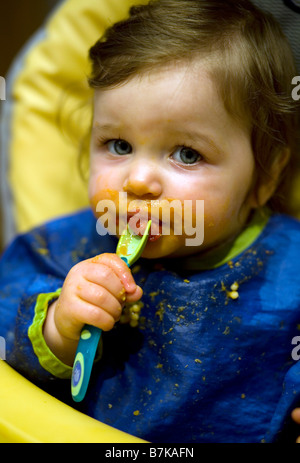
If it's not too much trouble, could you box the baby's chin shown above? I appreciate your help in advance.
[140,234,187,260]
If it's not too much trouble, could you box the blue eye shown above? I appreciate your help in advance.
[107,139,132,155]
[172,146,201,165]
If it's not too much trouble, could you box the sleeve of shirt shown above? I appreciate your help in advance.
[0,210,108,392]
[28,289,73,379]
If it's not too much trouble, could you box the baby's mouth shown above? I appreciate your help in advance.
[127,210,162,242]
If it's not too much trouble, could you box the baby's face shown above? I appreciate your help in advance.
[89,62,257,259]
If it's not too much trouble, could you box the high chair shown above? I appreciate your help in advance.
[0,0,149,443]
[0,0,299,443]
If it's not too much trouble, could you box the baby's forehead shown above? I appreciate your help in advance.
[111,55,250,122]
[94,66,216,118]
[93,60,250,134]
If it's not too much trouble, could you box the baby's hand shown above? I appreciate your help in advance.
[43,253,142,365]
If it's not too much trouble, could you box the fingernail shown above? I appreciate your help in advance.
[121,273,136,293]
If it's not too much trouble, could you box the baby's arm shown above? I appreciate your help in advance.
[43,253,142,366]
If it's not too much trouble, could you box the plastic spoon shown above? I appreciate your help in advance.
[71,220,152,402]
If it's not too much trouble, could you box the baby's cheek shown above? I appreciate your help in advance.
[89,187,120,217]
[89,193,100,215]
[201,199,236,241]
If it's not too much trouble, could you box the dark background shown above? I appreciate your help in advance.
[0,1,60,76]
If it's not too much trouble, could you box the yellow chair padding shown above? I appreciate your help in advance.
[0,361,146,443]
[10,0,149,234]
[3,1,153,444]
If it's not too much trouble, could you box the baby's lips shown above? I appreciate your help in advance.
[148,221,162,242]
[128,215,162,241]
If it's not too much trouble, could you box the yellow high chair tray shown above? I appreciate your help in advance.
[0,361,145,443]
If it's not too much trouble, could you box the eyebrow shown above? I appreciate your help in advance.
[92,122,122,133]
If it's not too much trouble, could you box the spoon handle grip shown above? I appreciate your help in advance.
[71,325,102,402]
[71,259,130,402]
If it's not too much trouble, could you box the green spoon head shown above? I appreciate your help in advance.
[116,220,152,267]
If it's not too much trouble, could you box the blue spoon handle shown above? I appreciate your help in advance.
[71,325,102,402]
[71,257,129,402]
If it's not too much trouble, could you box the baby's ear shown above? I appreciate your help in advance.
[253,147,290,208]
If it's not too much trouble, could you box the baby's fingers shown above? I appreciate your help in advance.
[124,285,143,303]
[77,299,118,332]
[88,253,138,295]
[78,281,123,322]
[79,261,126,303]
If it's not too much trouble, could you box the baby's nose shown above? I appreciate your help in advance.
[122,162,162,197]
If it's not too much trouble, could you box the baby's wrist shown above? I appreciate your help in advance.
[43,300,78,367]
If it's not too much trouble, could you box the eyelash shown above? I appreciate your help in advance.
[96,136,118,147]
[95,137,203,165]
